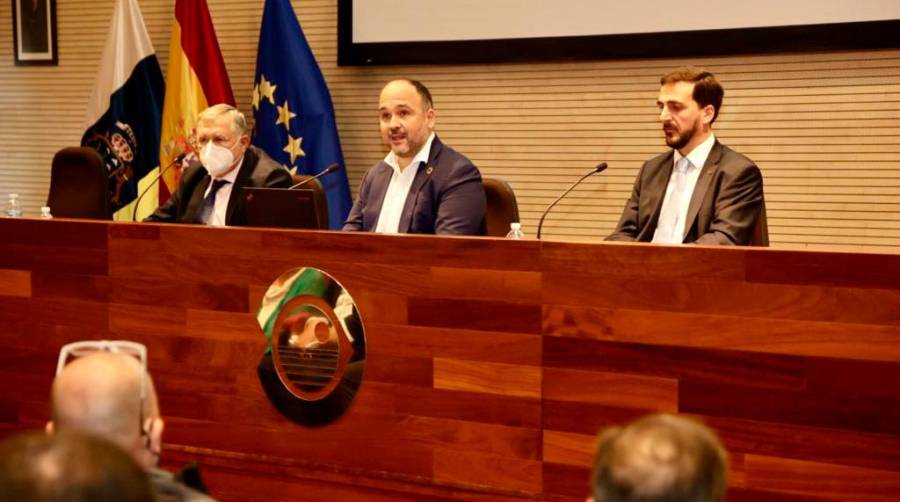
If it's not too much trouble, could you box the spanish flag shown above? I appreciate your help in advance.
[139,0,234,219]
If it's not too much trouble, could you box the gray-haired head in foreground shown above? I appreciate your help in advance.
[591,413,728,502]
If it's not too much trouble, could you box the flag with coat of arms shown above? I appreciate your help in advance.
[152,0,235,220]
[81,0,164,220]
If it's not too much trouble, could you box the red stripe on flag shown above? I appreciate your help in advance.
[175,0,235,106]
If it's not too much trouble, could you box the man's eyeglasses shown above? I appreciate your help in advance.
[56,340,148,401]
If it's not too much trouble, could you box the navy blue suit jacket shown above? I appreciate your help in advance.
[342,136,486,235]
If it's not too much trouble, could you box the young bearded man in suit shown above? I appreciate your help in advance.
[607,68,766,245]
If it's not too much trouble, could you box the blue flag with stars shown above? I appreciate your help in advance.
[251,0,351,229]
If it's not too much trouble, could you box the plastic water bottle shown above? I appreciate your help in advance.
[5,194,22,217]
[505,222,525,239]
[40,206,53,219]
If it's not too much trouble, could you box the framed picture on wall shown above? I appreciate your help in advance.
[12,0,58,66]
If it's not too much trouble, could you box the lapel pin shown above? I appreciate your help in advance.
[425,166,434,175]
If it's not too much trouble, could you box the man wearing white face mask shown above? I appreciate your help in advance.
[146,104,292,226]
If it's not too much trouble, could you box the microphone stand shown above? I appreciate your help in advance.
[536,162,608,240]
[132,154,186,222]
[289,163,340,190]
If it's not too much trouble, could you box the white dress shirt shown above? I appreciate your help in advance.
[202,156,243,227]
[652,134,716,244]
[374,132,436,234]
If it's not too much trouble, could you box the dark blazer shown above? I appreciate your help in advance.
[606,140,766,245]
[145,146,291,226]
[342,136,486,235]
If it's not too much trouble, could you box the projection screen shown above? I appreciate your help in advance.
[338,0,900,65]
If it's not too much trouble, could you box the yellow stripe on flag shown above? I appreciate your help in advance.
[137,20,209,220]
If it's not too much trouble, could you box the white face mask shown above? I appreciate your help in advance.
[200,141,236,177]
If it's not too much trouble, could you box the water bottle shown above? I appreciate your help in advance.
[505,222,525,239]
[40,206,53,219]
[5,194,22,217]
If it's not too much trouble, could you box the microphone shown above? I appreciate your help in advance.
[536,162,607,240]
[290,163,340,189]
[132,153,187,222]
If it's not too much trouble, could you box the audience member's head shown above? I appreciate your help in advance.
[590,414,728,502]
[0,431,153,502]
[48,341,164,470]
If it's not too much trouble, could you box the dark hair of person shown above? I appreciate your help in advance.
[0,431,153,502]
[660,67,724,124]
[398,78,434,110]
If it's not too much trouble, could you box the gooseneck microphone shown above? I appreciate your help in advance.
[289,163,340,189]
[132,153,187,222]
[536,162,608,240]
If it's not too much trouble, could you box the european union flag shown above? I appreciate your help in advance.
[252,0,351,230]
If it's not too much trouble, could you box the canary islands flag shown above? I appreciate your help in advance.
[81,0,164,220]
[252,0,351,229]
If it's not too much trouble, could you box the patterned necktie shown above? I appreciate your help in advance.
[653,157,690,243]
[198,179,229,225]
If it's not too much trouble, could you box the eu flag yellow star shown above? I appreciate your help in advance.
[283,135,305,164]
[275,100,297,131]
[258,75,277,106]
[251,85,261,111]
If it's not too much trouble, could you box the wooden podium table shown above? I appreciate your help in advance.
[1,218,899,501]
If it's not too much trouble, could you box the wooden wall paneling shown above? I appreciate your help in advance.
[540,239,900,500]
[542,367,678,411]
[0,269,30,297]
[111,219,546,496]
[433,358,542,399]
[542,430,595,468]
[386,384,541,430]
[542,461,592,501]
[543,304,900,363]
[433,448,543,495]
[0,218,108,274]
[743,454,900,502]
[4,218,900,500]
[367,324,542,366]
[706,415,900,474]
[162,447,533,502]
[548,273,900,325]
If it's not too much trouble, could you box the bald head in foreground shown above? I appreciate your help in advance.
[590,414,728,502]
[50,351,162,468]
[49,347,213,502]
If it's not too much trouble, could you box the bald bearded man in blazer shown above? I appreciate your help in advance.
[343,79,485,235]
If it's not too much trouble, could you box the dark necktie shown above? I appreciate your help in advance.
[199,179,229,225]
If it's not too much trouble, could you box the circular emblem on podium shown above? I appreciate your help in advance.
[256,267,365,426]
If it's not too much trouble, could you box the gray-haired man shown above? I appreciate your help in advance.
[146,104,291,226]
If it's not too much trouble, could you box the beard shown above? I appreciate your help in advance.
[664,122,698,150]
